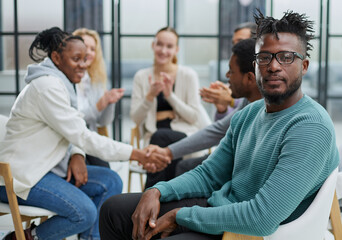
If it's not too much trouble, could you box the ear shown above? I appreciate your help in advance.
[51,51,61,67]
[245,72,256,85]
[301,59,309,76]
[175,45,179,54]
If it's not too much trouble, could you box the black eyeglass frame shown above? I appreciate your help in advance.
[254,51,305,66]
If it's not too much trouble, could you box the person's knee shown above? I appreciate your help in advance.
[102,168,123,194]
[100,195,124,223]
[88,166,123,195]
[150,129,169,144]
[70,199,97,230]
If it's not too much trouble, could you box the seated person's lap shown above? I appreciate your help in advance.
[0,166,122,217]
[99,193,223,240]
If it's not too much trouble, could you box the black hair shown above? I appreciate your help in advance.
[234,22,257,38]
[29,27,84,62]
[232,38,256,74]
[254,9,315,58]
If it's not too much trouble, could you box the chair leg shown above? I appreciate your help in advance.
[139,173,144,191]
[128,171,132,193]
[330,191,342,240]
[24,220,31,228]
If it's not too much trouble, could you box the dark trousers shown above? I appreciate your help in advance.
[145,128,187,189]
[99,193,223,240]
[86,154,110,168]
[175,154,209,176]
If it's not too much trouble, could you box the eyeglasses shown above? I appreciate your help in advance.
[254,51,304,66]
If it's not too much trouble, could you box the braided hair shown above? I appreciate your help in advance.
[254,9,315,58]
[29,27,83,62]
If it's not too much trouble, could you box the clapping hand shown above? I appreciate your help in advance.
[160,72,175,98]
[200,81,233,113]
[97,88,125,111]
[146,75,165,101]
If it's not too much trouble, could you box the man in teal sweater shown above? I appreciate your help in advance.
[99,10,339,240]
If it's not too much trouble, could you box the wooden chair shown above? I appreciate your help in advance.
[127,125,146,192]
[222,168,342,240]
[97,126,109,137]
[0,162,57,240]
[0,115,57,239]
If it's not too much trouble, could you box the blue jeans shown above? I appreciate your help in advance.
[0,165,122,240]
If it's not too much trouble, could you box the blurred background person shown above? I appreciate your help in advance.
[130,26,210,188]
[200,22,256,121]
[146,38,261,179]
[73,28,125,168]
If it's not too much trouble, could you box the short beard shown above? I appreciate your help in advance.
[257,77,302,105]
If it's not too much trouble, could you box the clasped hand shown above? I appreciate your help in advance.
[131,188,180,240]
[131,147,171,173]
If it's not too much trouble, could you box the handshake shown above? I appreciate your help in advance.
[130,145,174,173]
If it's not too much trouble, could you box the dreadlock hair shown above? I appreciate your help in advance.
[29,27,83,62]
[254,9,315,58]
[232,38,256,74]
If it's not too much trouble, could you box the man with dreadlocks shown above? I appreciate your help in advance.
[99,10,339,240]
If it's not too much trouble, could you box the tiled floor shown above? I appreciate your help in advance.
[0,161,144,239]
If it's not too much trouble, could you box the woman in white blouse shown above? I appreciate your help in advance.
[130,27,207,188]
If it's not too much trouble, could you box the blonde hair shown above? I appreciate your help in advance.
[154,27,179,64]
[73,28,107,87]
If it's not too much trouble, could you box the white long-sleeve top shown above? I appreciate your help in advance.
[130,65,207,145]
[76,72,115,131]
[0,75,132,200]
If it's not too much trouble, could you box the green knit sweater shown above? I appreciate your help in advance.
[154,95,339,236]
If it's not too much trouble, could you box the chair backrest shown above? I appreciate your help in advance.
[338,145,342,172]
[264,168,338,240]
[0,114,9,140]
[223,168,338,240]
[336,145,342,200]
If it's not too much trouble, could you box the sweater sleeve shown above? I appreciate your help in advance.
[165,68,201,124]
[168,99,248,159]
[155,129,235,200]
[130,70,154,125]
[155,122,339,236]
[37,83,133,162]
[168,114,231,159]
